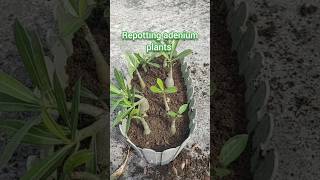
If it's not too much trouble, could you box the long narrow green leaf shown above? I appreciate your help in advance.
[71,79,81,140]
[0,117,40,168]
[85,135,97,173]
[78,0,88,18]
[0,92,40,112]
[41,110,70,143]
[63,149,93,174]
[0,71,39,104]
[114,69,126,91]
[53,72,70,127]
[219,134,248,167]
[175,49,192,60]
[14,20,42,89]
[56,3,84,38]
[29,32,52,95]
[21,144,74,180]
[170,40,179,59]
[0,120,63,145]
[81,87,99,100]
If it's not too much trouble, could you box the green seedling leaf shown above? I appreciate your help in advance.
[62,0,79,17]
[21,144,74,180]
[178,104,188,114]
[0,71,39,104]
[81,87,99,100]
[112,108,132,127]
[0,120,63,145]
[156,78,164,90]
[0,117,40,168]
[214,167,231,177]
[56,3,84,38]
[114,69,126,91]
[0,92,40,112]
[167,111,177,118]
[29,32,52,95]
[150,86,162,93]
[219,134,248,167]
[78,0,88,17]
[85,136,97,173]
[14,20,42,90]
[63,149,93,174]
[165,87,177,94]
[148,62,160,68]
[175,49,192,61]
[41,110,70,144]
[170,40,179,59]
[71,79,81,140]
[53,72,70,127]
[110,84,122,95]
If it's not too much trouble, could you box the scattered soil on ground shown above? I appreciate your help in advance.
[210,1,252,179]
[128,60,190,151]
[144,146,209,180]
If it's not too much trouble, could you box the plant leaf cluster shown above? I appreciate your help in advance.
[0,20,103,180]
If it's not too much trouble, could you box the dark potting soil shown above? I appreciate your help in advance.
[210,1,252,180]
[128,59,190,151]
[65,6,108,126]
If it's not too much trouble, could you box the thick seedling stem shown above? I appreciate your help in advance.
[170,119,176,135]
[83,24,109,91]
[165,65,174,87]
[163,93,170,111]
[136,69,146,89]
[140,118,151,135]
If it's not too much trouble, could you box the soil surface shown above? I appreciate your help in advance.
[144,146,210,179]
[210,1,252,179]
[66,5,109,98]
[128,60,190,151]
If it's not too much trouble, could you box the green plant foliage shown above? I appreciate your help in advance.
[214,167,231,177]
[150,78,177,111]
[134,52,160,72]
[0,117,40,168]
[14,20,53,99]
[219,134,248,167]
[213,134,248,178]
[0,120,64,145]
[21,144,74,180]
[63,149,93,175]
[167,104,188,135]
[71,79,81,140]
[53,72,70,127]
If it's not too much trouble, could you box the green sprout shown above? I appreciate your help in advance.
[125,53,146,89]
[214,134,248,178]
[111,69,151,135]
[160,40,192,87]
[167,104,188,135]
[134,52,160,73]
[150,78,177,111]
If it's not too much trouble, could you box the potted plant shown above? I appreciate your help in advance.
[112,42,196,165]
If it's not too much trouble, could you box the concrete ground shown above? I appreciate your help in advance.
[245,0,320,179]
[110,0,210,178]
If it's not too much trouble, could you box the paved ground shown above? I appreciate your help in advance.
[110,0,210,178]
[245,0,320,179]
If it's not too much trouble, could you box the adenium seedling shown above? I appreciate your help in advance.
[160,40,192,87]
[134,52,160,73]
[167,104,188,135]
[150,78,177,111]
[129,108,151,135]
[125,53,146,89]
